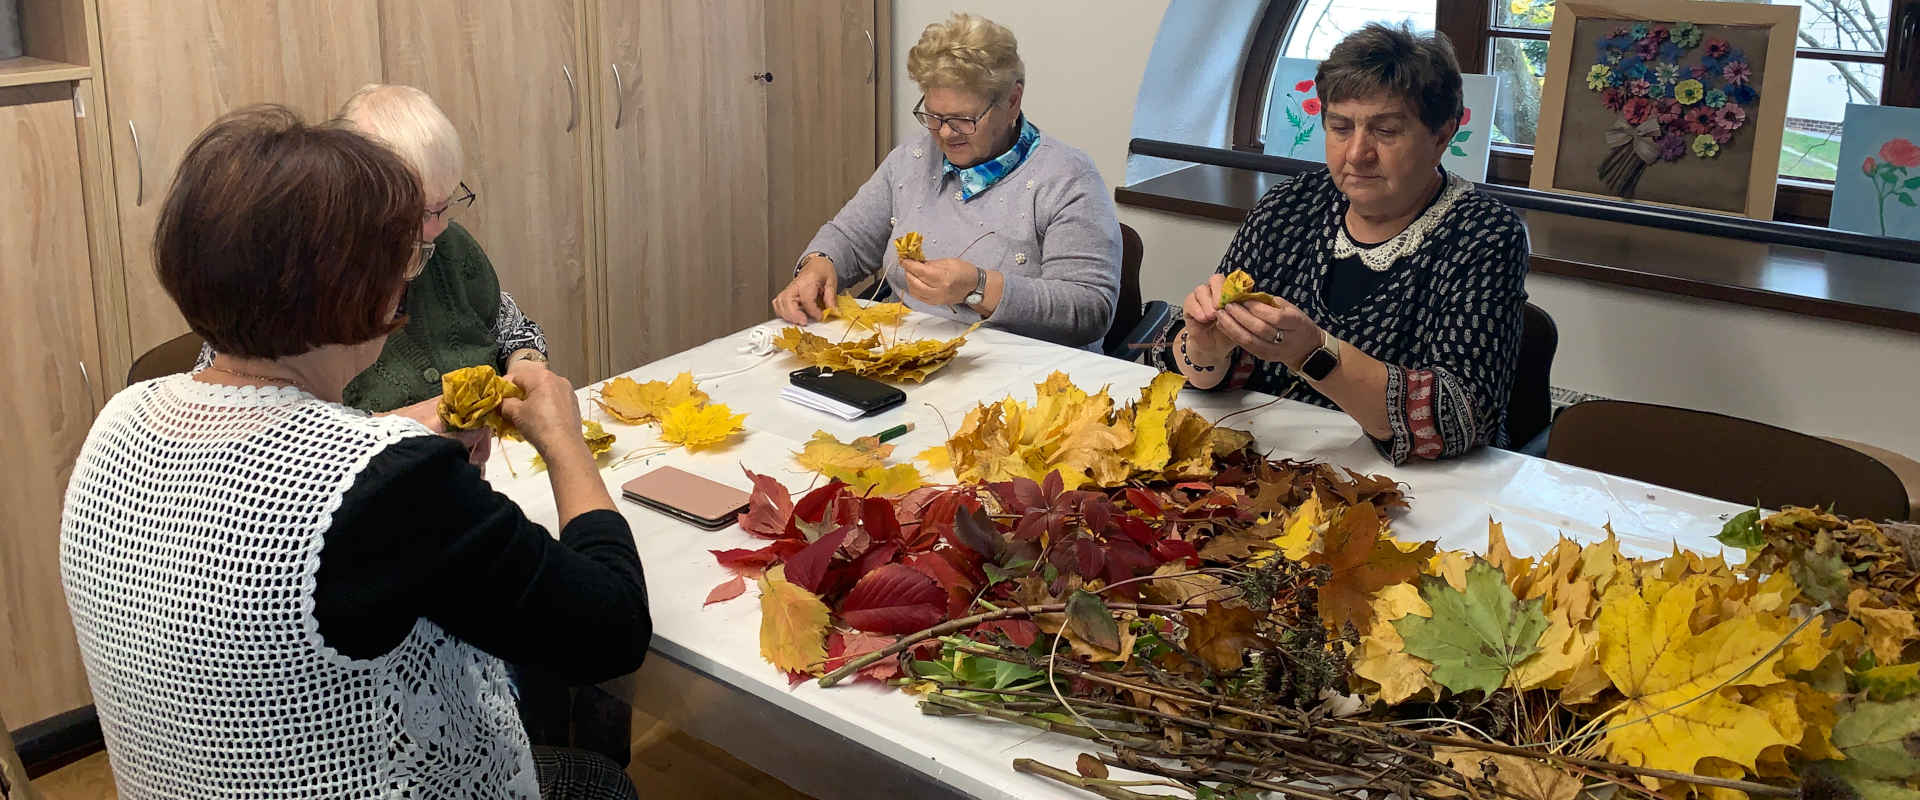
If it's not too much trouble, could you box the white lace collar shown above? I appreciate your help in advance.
[1331,171,1471,272]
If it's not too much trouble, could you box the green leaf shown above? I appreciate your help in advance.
[1857,662,1920,702]
[1453,129,1472,143]
[1714,507,1763,550]
[1904,175,1920,190]
[1284,105,1302,128]
[1065,589,1121,653]
[1293,122,1315,148]
[1394,560,1550,695]
[1830,697,1920,782]
[1899,192,1917,207]
[1789,548,1851,608]
[1449,145,1468,157]
[982,560,1035,587]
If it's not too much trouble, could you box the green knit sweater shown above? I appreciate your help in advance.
[345,223,505,412]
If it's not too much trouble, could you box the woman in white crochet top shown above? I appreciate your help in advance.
[59,106,649,800]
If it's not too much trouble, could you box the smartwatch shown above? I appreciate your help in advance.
[962,267,988,307]
[1297,331,1340,381]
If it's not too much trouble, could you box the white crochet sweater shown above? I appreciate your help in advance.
[60,376,538,799]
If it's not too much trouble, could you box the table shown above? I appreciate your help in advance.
[485,313,1747,800]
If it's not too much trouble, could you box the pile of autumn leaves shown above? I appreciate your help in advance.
[723,370,1919,798]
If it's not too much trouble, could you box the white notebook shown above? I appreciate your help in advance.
[779,385,869,420]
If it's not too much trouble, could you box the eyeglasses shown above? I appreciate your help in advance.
[406,240,436,280]
[427,181,476,223]
[912,97,994,135]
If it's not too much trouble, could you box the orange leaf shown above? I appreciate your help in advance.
[704,575,746,606]
[1310,502,1434,634]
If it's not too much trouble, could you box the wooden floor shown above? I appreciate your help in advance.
[33,709,816,799]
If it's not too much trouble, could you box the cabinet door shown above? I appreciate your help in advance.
[96,0,383,363]
[766,0,879,300]
[601,0,770,374]
[379,0,594,384]
[0,84,105,727]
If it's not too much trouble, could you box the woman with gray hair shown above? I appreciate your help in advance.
[1166,24,1530,464]
[772,12,1123,351]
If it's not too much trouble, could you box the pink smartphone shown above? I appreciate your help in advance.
[620,466,752,530]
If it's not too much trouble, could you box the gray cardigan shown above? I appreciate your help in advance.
[801,131,1123,349]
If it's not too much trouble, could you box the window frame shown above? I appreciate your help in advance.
[1230,0,1920,225]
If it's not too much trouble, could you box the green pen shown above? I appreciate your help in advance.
[873,422,915,443]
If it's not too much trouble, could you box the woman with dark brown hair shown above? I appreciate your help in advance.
[59,106,647,800]
[1166,24,1530,464]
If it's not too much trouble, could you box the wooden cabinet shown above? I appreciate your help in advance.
[377,0,597,384]
[95,0,382,358]
[598,0,772,373]
[0,83,105,727]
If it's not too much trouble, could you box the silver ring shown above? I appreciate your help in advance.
[1270,329,1286,345]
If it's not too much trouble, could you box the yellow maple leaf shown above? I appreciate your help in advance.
[916,445,952,473]
[1508,607,1590,692]
[1124,372,1186,472]
[1351,582,1440,704]
[1746,680,1841,777]
[1432,748,1582,800]
[594,372,709,425]
[824,294,910,331]
[1595,576,1792,779]
[1217,269,1281,308]
[1268,490,1323,561]
[773,325,975,383]
[826,463,925,498]
[659,401,746,451]
[528,420,618,472]
[795,430,894,474]
[439,365,523,434]
[758,566,831,673]
[1848,588,1920,666]
[893,231,925,262]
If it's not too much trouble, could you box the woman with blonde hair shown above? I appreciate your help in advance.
[773,12,1122,350]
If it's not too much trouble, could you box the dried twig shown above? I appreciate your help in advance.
[816,601,1207,687]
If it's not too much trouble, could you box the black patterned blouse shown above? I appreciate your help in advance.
[1164,168,1530,465]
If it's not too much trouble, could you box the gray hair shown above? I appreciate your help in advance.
[1314,24,1464,134]
[334,84,464,204]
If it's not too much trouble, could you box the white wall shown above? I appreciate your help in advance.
[887,0,1920,457]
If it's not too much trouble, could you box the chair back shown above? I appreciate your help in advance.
[1,711,44,800]
[1546,399,1909,520]
[127,331,205,385]
[1102,223,1146,357]
[1506,303,1558,448]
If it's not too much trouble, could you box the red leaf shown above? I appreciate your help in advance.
[1012,477,1046,511]
[785,524,854,594]
[1174,481,1213,493]
[712,544,787,575]
[852,541,901,578]
[904,551,978,619]
[909,492,962,551]
[1103,539,1156,587]
[1126,488,1164,518]
[740,468,795,539]
[947,506,1000,558]
[1073,538,1106,578]
[862,497,901,542]
[1117,515,1158,547]
[703,575,746,605]
[1152,538,1201,567]
[823,631,900,682]
[838,564,946,634]
[1082,498,1113,536]
[791,480,847,529]
[1041,471,1064,503]
[833,495,865,526]
[1014,510,1049,541]
[975,619,1039,648]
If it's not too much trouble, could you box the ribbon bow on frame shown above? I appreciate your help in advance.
[1604,117,1663,164]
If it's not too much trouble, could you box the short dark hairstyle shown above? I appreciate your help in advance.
[1314,23,1464,134]
[155,105,422,359]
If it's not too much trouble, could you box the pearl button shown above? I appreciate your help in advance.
[421,368,439,382]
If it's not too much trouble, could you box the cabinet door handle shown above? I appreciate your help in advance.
[865,29,876,84]
[611,63,626,130]
[129,120,146,206]
[78,359,98,414]
[1901,2,1919,72]
[563,65,579,132]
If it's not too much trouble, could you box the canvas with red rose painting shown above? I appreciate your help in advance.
[1262,57,1502,182]
[1830,103,1920,241]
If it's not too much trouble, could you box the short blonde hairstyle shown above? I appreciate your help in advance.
[335,84,464,204]
[907,13,1025,103]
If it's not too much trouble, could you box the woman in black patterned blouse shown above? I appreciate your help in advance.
[1167,24,1529,465]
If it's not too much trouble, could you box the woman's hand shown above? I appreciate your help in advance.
[773,256,838,324]
[1179,275,1235,361]
[1215,295,1323,370]
[392,395,448,433]
[504,352,550,383]
[448,428,492,474]
[900,257,981,306]
[500,368,586,457]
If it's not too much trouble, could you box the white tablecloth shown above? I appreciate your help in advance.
[485,314,1746,800]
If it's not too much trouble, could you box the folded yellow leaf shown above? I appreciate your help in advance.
[438,365,523,436]
[595,372,709,425]
[825,295,910,331]
[893,231,925,262]
[1218,269,1281,308]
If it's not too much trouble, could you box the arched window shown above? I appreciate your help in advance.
[1231,0,1919,215]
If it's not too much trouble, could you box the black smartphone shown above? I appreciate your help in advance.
[789,367,906,416]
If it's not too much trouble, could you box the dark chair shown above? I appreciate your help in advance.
[1103,223,1174,361]
[127,331,205,385]
[1505,303,1558,454]
[1545,399,1911,521]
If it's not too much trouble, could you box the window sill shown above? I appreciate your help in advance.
[1116,162,1920,335]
